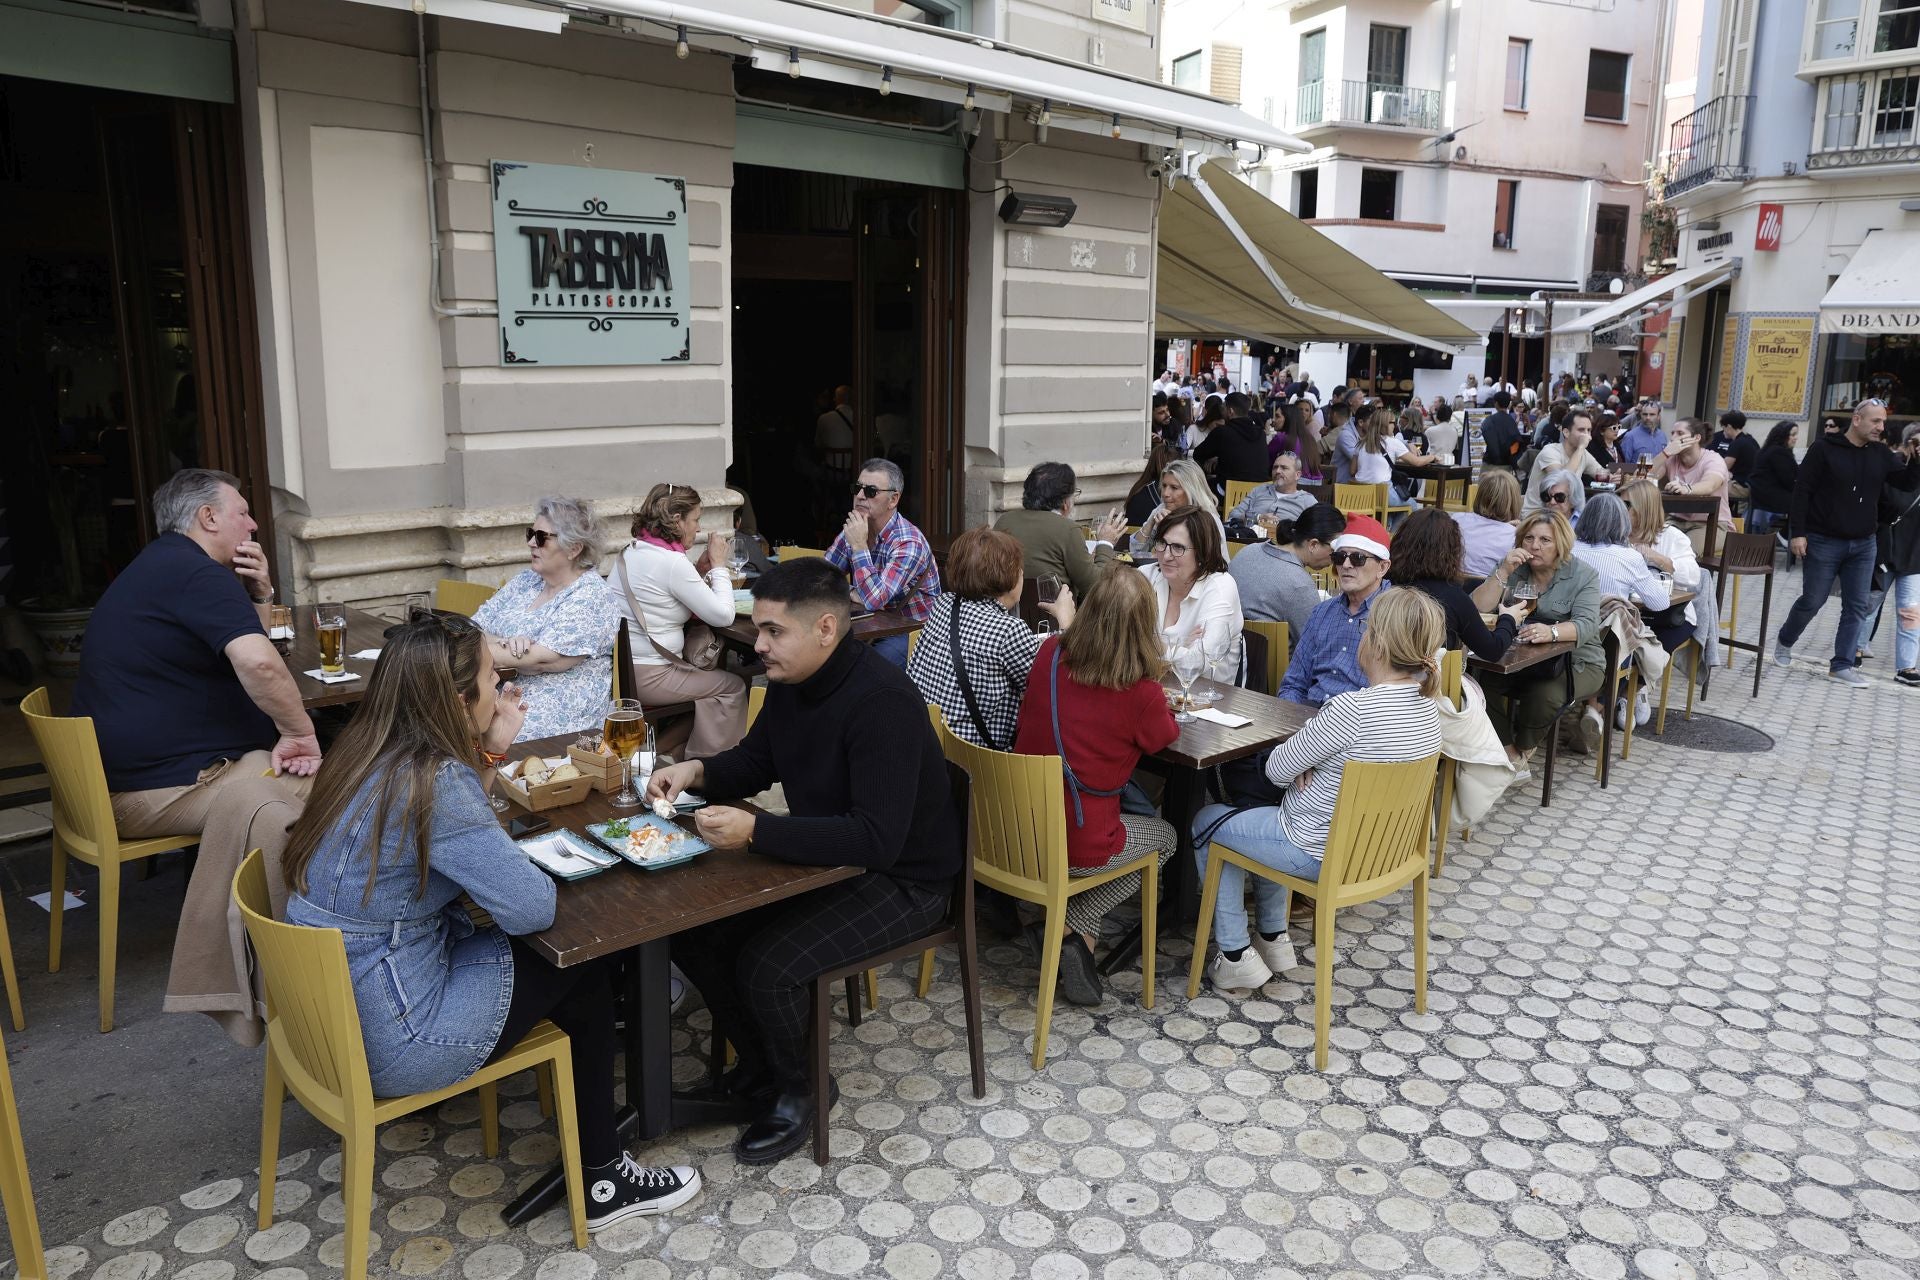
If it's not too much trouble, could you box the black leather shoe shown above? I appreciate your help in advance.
[734,1078,839,1166]
[1057,933,1104,1007]
[719,1063,779,1114]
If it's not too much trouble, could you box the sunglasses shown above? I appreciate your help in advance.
[851,483,899,499]
[1329,550,1380,568]
[1545,492,1570,505]
[525,526,555,547]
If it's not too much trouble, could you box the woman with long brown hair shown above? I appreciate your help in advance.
[607,482,748,758]
[283,617,699,1231]
[1013,567,1178,1008]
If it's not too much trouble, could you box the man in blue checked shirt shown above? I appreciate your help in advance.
[1277,514,1393,707]
[827,457,941,667]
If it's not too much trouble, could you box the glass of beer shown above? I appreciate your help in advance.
[405,592,433,623]
[313,602,347,675]
[603,697,648,810]
[269,605,294,656]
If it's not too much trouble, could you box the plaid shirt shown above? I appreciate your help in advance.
[828,512,941,622]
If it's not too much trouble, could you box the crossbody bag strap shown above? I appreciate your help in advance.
[1050,649,1126,828]
[948,600,1006,751]
[616,553,698,668]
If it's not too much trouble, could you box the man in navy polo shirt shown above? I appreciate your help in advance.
[71,468,321,1042]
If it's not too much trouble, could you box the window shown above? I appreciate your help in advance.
[1586,50,1631,121]
[1368,25,1408,88]
[1879,0,1920,52]
[1297,30,1326,125]
[1359,168,1399,221]
[1813,0,1862,59]
[1492,181,1519,249]
[1873,71,1919,142]
[1821,76,1868,147]
[1505,39,1531,109]
[1171,51,1202,89]
[1593,204,1630,274]
[1295,168,1319,220]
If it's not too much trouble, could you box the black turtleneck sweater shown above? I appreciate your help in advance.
[700,636,960,883]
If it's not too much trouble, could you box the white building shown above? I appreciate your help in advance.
[1162,0,1668,394]
[1566,0,1920,439]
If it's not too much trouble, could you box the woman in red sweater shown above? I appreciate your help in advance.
[1014,567,1179,1007]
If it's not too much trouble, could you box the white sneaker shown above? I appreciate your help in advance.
[1250,932,1297,975]
[1831,666,1871,689]
[1612,696,1631,732]
[1205,949,1274,995]
[1773,644,1793,668]
[1580,706,1604,754]
[1634,689,1652,727]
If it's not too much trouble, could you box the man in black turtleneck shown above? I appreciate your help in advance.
[648,557,959,1165]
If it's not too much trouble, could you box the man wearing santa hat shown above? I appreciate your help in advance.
[1277,514,1393,707]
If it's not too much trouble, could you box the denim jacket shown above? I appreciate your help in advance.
[286,761,555,1096]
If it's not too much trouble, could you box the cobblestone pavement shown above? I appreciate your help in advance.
[19,577,1920,1280]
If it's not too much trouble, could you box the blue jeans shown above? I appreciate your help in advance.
[1745,507,1783,537]
[1898,574,1920,672]
[871,633,910,669]
[1192,804,1322,953]
[1777,533,1878,673]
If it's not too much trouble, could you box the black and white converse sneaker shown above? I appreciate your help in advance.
[584,1154,701,1230]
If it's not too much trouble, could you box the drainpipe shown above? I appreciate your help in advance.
[417,9,495,318]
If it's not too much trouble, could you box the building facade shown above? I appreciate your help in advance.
[5,0,1309,616]
[1656,0,1920,437]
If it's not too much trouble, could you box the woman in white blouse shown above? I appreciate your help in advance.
[1619,479,1702,652]
[607,483,747,758]
[1137,504,1245,682]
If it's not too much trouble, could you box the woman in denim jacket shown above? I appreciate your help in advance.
[282,616,699,1230]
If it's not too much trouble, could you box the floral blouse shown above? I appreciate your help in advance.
[473,569,620,742]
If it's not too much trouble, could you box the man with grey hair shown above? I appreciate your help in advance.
[826,458,941,667]
[70,467,319,1043]
[994,461,1128,601]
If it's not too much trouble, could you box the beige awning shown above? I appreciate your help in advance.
[1552,259,1740,353]
[1156,161,1480,352]
[1820,228,1920,335]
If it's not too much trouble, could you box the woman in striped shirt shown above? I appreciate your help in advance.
[1189,589,1446,995]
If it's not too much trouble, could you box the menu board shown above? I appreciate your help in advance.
[1740,317,1817,416]
[1715,319,1740,415]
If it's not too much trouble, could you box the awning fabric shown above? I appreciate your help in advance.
[1820,228,1920,335]
[1555,260,1739,340]
[1156,162,1481,351]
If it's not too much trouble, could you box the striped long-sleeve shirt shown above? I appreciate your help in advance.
[827,512,941,622]
[1264,681,1441,856]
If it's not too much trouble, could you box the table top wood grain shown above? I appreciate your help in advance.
[1469,638,1574,676]
[508,734,862,968]
[285,605,394,709]
[1154,677,1315,770]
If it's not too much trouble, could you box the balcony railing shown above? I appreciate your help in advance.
[1808,70,1920,172]
[1665,95,1753,197]
[1292,80,1443,132]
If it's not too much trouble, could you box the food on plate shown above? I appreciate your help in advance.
[600,818,631,838]
[516,754,549,786]
[628,823,690,862]
[651,795,677,820]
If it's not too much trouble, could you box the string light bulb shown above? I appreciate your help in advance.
[879,67,893,97]
[674,24,688,59]
[963,83,976,112]
[1111,113,1122,139]
[1039,98,1052,126]
[787,46,801,78]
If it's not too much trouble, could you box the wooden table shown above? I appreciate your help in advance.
[1394,463,1475,511]
[1469,638,1576,805]
[502,734,860,1221]
[284,605,393,709]
[715,607,923,658]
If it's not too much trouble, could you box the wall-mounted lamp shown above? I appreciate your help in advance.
[675,24,688,59]
[787,46,801,78]
[998,191,1078,228]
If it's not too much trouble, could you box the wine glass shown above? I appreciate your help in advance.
[604,698,647,810]
[1170,645,1203,723]
[1200,633,1242,700]
[1036,575,1063,633]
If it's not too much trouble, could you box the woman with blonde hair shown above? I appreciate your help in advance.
[1353,406,1435,508]
[1013,567,1179,1008]
[1189,589,1446,995]
[1468,510,1605,763]
[1451,469,1524,577]
[607,482,748,758]
[1619,478,1703,653]
[1130,457,1225,556]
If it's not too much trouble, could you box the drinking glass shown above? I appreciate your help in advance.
[268,604,294,656]
[1170,646,1203,723]
[1036,575,1063,633]
[1504,576,1539,621]
[1200,633,1242,700]
[404,592,433,623]
[603,698,648,810]
[312,601,346,675]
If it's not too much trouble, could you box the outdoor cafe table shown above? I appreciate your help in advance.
[1098,678,1315,976]
[1468,637,1576,806]
[714,606,922,659]
[499,732,861,1223]
[283,605,391,710]
[1393,462,1475,511]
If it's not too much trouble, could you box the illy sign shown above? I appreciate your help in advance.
[1755,203,1784,252]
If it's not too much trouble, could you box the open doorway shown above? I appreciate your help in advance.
[728,164,961,548]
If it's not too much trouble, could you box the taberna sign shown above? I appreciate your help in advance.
[491,160,692,366]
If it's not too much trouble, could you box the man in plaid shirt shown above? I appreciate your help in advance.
[827,458,941,667]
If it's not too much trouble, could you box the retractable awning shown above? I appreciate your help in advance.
[1552,259,1741,351]
[1156,161,1481,352]
[1820,228,1920,335]
[347,0,1308,159]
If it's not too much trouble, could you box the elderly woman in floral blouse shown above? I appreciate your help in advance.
[473,495,621,742]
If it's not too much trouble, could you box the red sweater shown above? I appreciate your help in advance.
[1013,637,1179,868]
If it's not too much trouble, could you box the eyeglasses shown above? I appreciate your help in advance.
[525,526,555,547]
[1151,540,1191,558]
[851,483,899,499]
[1329,550,1380,568]
[1545,492,1570,505]
[1858,397,1887,409]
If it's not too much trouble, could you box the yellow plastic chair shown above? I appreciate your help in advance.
[1243,620,1290,693]
[776,546,828,563]
[0,886,21,1032]
[1334,482,1389,526]
[1431,649,1464,876]
[1464,483,1479,513]
[1223,479,1260,518]
[22,688,199,1032]
[0,1020,44,1280]
[935,718,1158,1068]
[435,578,496,617]
[1227,540,1253,561]
[1719,515,1746,665]
[233,851,587,1276]
[1418,476,1470,512]
[1190,754,1440,1070]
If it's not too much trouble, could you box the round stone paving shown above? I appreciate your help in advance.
[33,584,1920,1279]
